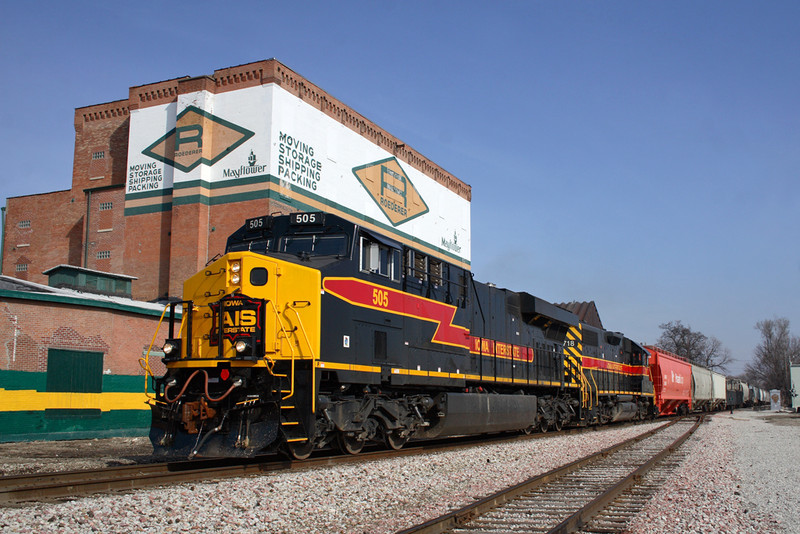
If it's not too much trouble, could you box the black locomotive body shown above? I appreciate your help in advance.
[148,212,653,458]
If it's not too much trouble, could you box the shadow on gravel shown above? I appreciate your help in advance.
[763,413,800,426]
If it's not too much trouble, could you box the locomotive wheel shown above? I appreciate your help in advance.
[539,419,549,433]
[288,440,315,460]
[554,418,563,431]
[384,429,408,451]
[338,432,365,455]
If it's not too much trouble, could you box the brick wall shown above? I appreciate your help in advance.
[0,296,167,378]
[2,190,84,286]
[72,101,129,192]
[165,198,297,298]
[123,210,172,301]
[84,186,127,274]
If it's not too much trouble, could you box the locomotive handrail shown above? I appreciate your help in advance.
[267,299,295,400]
[578,366,593,410]
[589,369,600,405]
[283,301,317,407]
[140,303,173,400]
[284,303,316,360]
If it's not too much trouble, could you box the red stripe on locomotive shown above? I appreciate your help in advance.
[323,277,471,349]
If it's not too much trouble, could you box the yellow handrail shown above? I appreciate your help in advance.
[581,369,592,409]
[284,304,315,360]
[284,303,316,411]
[139,304,172,400]
[267,300,294,399]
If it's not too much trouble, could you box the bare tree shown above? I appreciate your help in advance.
[744,318,800,395]
[656,320,733,372]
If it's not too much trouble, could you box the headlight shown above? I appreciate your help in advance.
[161,339,181,359]
[235,340,249,353]
[230,261,241,273]
[231,273,241,284]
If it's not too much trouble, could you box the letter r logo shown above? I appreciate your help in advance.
[142,106,254,172]
[175,125,203,150]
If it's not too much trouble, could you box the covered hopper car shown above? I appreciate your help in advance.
[644,345,691,415]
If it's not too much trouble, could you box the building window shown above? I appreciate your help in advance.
[96,250,111,260]
[15,264,28,272]
[17,220,31,229]
[92,151,105,160]
[99,202,113,211]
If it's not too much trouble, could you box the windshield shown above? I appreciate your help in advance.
[227,239,271,254]
[279,234,349,257]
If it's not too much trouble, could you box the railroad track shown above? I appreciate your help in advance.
[0,418,669,506]
[400,416,703,534]
[0,429,562,505]
[0,456,293,505]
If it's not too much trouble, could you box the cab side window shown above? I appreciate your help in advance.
[360,236,401,281]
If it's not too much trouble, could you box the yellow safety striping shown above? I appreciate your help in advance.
[0,390,149,412]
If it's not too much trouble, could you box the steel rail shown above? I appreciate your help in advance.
[0,417,663,505]
[397,417,694,534]
[547,415,703,534]
[0,428,565,504]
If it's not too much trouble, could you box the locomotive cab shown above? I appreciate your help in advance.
[149,213,337,458]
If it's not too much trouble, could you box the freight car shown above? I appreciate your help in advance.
[690,364,727,412]
[644,346,692,415]
[147,212,654,458]
[726,378,746,409]
[644,347,760,414]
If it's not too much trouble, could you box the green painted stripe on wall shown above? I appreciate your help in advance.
[0,371,155,394]
[124,202,173,216]
[0,370,46,391]
[104,374,155,393]
[121,172,471,266]
[0,410,150,442]
[173,174,269,190]
[172,189,270,206]
[125,188,173,201]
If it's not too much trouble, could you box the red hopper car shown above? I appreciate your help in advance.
[645,345,692,415]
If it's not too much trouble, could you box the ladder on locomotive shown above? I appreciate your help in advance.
[268,301,315,446]
[277,374,312,446]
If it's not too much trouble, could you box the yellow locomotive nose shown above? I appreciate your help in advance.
[169,251,320,364]
[150,249,323,458]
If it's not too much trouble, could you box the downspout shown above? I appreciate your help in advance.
[11,315,18,364]
[83,190,91,267]
[1,204,6,273]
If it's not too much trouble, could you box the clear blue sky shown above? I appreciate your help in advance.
[2,1,798,376]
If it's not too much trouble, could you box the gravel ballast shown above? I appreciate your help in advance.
[628,410,798,534]
[0,410,796,533]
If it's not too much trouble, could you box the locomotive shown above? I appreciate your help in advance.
[148,211,654,459]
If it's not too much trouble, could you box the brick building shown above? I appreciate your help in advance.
[0,59,472,440]
[1,59,471,302]
[0,275,169,440]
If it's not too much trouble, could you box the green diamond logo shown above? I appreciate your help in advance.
[143,106,254,172]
